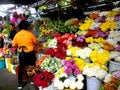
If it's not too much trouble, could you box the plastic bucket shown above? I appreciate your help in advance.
[109,61,120,73]
[0,60,6,69]
[86,77,102,90]
[38,83,54,90]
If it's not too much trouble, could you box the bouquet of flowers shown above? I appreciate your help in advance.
[40,56,62,73]
[26,65,42,77]
[83,63,108,80]
[90,49,110,65]
[110,51,120,62]
[32,70,54,89]
[0,48,4,60]
[54,72,84,90]
[62,60,81,75]
[100,69,120,90]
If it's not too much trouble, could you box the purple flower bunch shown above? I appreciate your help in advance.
[95,17,106,23]
[114,16,120,21]
[76,35,86,42]
[112,69,120,80]
[94,28,109,38]
[115,45,120,51]
[62,60,81,75]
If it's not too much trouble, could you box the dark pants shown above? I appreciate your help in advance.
[18,51,36,84]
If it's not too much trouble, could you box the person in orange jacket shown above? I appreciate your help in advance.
[12,20,38,89]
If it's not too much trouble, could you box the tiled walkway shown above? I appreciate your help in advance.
[0,68,37,90]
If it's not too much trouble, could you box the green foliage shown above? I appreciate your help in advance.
[99,86,104,90]
[118,80,120,85]
[53,20,79,34]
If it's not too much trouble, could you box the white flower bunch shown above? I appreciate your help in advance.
[99,11,108,17]
[110,51,120,59]
[107,31,120,47]
[115,56,120,62]
[90,22,101,30]
[116,21,120,30]
[54,73,84,90]
[104,74,112,83]
[108,31,120,39]
[83,65,108,80]
[75,47,92,59]
[88,42,102,50]
[47,38,57,48]
[40,57,62,73]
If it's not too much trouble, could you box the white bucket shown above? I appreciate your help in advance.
[38,83,55,90]
[109,61,120,73]
[86,77,102,90]
[5,58,8,68]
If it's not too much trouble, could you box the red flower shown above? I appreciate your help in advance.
[32,71,54,88]
[43,48,55,57]
[50,31,62,38]
[72,41,88,48]
[72,20,79,25]
[85,30,98,37]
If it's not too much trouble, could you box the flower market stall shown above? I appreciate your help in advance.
[0,0,120,90]
[29,6,120,90]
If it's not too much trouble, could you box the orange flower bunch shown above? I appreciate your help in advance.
[103,42,115,51]
[85,30,97,37]
[26,65,42,77]
[89,12,99,19]
[36,55,48,66]
[103,77,119,90]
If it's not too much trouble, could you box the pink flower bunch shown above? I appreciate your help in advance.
[76,35,86,42]
[32,70,54,88]
[112,69,120,80]
[9,48,17,55]
[62,60,81,75]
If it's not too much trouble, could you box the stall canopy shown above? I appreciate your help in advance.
[0,0,41,5]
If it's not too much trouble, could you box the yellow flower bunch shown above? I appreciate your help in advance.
[65,57,86,71]
[67,45,81,57]
[86,63,108,71]
[79,18,94,31]
[39,26,51,35]
[86,37,106,43]
[99,20,116,31]
[90,50,110,65]
[85,37,94,43]
[55,67,64,78]
[94,38,106,43]
[106,11,117,17]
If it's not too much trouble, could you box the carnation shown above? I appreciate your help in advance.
[77,74,84,81]
[76,81,84,89]
[64,79,70,88]
[69,81,76,89]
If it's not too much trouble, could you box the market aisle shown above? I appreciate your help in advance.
[0,68,36,90]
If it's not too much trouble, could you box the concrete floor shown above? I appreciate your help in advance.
[0,68,38,90]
